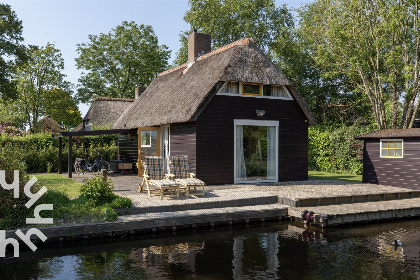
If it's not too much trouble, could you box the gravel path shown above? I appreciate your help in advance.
[240,179,415,199]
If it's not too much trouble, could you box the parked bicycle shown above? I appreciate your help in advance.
[74,151,111,175]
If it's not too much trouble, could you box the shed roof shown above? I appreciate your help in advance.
[39,115,63,134]
[356,128,420,139]
[73,97,134,131]
[113,38,316,129]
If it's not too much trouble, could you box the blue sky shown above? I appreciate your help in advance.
[4,0,312,117]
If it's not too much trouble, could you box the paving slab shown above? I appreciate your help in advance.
[288,197,420,226]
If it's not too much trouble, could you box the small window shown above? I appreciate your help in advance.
[263,86,272,96]
[242,83,262,96]
[220,81,239,94]
[263,85,292,98]
[380,140,403,158]
[141,131,151,147]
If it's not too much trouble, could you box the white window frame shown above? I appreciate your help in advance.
[141,131,152,147]
[217,81,293,100]
[380,139,404,158]
[234,119,279,184]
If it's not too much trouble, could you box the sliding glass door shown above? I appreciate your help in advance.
[234,120,278,183]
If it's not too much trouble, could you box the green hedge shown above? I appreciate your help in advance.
[2,125,372,175]
[308,124,374,175]
[0,133,118,173]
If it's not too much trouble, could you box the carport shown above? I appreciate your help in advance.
[56,128,137,178]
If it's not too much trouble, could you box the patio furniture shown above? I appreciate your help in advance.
[170,155,205,197]
[139,156,180,200]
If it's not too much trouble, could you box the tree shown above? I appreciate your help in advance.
[0,100,26,129]
[299,0,420,129]
[0,4,27,99]
[44,87,82,130]
[173,0,293,65]
[271,10,371,125]
[15,43,79,132]
[75,21,171,103]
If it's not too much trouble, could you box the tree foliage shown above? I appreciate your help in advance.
[271,18,370,124]
[0,4,27,99]
[174,0,293,65]
[75,21,171,102]
[15,43,79,132]
[300,0,420,129]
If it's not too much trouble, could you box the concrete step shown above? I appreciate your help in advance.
[8,204,290,241]
[278,190,420,207]
[288,197,420,227]
[117,193,279,215]
[119,204,289,224]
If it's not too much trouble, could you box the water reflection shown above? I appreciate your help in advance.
[1,220,420,279]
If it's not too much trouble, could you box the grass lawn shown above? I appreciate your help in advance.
[308,171,362,182]
[30,174,82,198]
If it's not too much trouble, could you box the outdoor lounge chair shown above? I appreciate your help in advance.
[170,155,205,197]
[139,156,180,200]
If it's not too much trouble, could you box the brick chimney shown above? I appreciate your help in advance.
[135,82,145,99]
[188,30,211,63]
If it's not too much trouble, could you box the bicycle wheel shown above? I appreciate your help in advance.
[74,164,80,175]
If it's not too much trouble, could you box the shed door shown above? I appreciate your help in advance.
[234,120,278,183]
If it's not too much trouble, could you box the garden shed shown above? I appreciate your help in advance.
[356,128,420,189]
[113,31,316,185]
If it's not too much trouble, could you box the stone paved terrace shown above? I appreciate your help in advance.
[66,172,418,207]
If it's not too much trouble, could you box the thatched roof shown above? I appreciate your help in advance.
[73,97,134,131]
[39,115,63,134]
[113,38,316,129]
[356,128,420,139]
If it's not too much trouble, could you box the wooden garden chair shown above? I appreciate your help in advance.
[139,156,180,200]
[170,155,205,197]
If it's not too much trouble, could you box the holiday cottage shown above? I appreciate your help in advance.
[113,32,316,185]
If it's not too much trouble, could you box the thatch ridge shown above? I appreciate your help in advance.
[158,63,188,77]
[113,43,316,129]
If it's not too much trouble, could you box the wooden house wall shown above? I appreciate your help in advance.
[118,134,138,166]
[363,138,420,189]
[195,93,308,185]
[170,123,197,173]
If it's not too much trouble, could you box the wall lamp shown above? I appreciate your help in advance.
[256,110,266,117]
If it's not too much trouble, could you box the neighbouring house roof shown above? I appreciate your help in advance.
[39,115,63,134]
[113,38,316,129]
[356,128,420,139]
[73,97,135,131]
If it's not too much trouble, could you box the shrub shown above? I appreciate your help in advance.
[105,196,132,209]
[80,176,116,206]
[0,144,33,229]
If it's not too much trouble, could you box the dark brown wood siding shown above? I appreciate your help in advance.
[170,123,197,174]
[363,138,420,189]
[118,133,138,165]
[196,95,308,185]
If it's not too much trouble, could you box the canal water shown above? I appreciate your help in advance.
[1,220,420,279]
